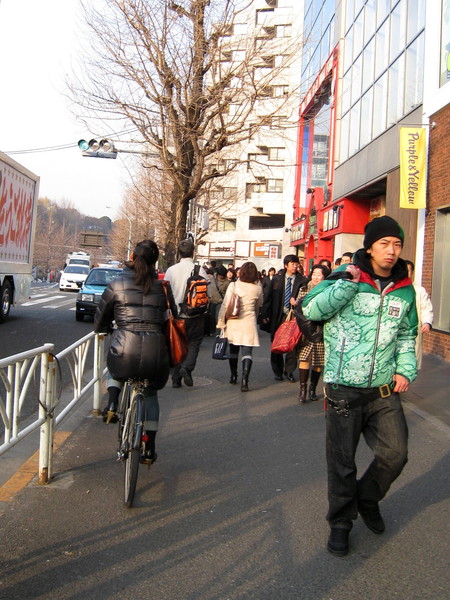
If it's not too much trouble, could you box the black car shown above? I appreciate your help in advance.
[75,267,122,321]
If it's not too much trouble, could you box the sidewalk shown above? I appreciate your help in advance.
[403,353,450,430]
[0,336,448,600]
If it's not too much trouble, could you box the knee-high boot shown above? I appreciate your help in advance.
[309,369,321,401]
[298,368,309,403]
[241,358,252,392]
[229,358,238,384]
[103,385,121,423]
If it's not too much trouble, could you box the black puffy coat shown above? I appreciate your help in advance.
[94,267,177,390]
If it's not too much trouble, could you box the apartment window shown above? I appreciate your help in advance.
[249,214,285,229]
[268,147,285,161]
[431,208,450,332]
[270,115,288,129]
[256,9,274,25]
[222,187,238,201]
[258,55,275,68]
[272,85,289,97]
[216,218,236,232]
[247,153,265,171]
[276,24,292,37]
[221,51,232,62]
[404,33,424,112]
[267,179,283,192]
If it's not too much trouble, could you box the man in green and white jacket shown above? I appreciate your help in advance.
[303,216,418,556]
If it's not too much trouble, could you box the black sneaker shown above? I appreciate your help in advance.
[327,528,350,556]
[140,450,157,465]
[180,367,193,387]
[172,378,182,388]
[358,500,385,534]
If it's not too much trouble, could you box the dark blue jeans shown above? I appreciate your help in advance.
[325,384,408,529]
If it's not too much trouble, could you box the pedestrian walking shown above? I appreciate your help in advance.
[404,260,433,369]
[261,255,308,382]
[217,261,263,392]
[302,216,418,556]
[164,239,210,388]
[209,265,230,336]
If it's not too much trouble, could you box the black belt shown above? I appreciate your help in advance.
[325,383,394,416]
[122,323,162,333]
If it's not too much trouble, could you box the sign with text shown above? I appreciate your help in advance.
[399,127,427,209]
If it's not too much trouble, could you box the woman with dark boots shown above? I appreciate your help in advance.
[295,264,330,403]
[95,239,178,464]
[217,262,263,392]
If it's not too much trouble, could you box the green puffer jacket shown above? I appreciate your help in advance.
[302,250,418,388]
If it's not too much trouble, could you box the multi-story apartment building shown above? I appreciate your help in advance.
[196,0,304,272]
[290,0,449,361]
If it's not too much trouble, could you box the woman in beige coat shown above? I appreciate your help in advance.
[217,261,263,392]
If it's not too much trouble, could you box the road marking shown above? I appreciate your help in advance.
[0,431,71,501]
[22,295,66,306]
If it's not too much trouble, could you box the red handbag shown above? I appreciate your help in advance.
[162,283,188,367]
[271,310,302,354]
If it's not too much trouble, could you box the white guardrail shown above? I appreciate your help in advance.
[0,332,107,484]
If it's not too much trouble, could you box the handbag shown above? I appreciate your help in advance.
[294,297,324,343]
[224,283,241,321]
[212,332,229,360]
[162,282,188,367]
[271,309,302,354]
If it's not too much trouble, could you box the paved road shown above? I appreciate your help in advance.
[0,333,448,600]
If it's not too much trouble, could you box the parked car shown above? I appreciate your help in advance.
[75,266,122,321]
[59,265,90,292]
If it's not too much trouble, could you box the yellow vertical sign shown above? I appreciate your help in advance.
[399,127,427,209]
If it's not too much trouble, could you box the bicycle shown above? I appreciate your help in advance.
[116,378,153,507]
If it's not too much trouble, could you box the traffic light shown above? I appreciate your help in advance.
[78,138,118,159]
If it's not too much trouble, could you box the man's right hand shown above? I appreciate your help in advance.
[346,264,361,282]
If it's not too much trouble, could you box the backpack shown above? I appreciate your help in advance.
[180,265,209,316]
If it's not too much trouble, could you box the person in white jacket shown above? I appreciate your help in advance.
[405,260,433,369]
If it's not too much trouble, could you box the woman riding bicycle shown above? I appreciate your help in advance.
[94,239,177,464]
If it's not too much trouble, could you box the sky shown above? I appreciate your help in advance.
[0,0,135,219]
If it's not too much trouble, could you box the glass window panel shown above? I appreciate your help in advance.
[348,100,361,157]
[360,88,374,147]
[339,111,350,163]
[372,72,388,138]
[407,0,426,44]
[362,37,375,93]
[440,0,450,86]
[390,0,407,62]
[341,69,352,114]
[375,20,389,79]
[355,0,365,18]
[344,26,354,73]
[404,32,424,112]
[376,0,391,29]
[351,54,362,106]
[353,10,364,58]
[364,0,377,46]
[345,0,355,34]
[387,53,405,126]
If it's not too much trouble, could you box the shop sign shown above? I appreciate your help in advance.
[210,245,234,257]
[399,127,427,209]
[323,208,339,231]
[254,243,270,256]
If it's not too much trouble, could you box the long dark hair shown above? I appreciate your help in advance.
[125,239,159,295]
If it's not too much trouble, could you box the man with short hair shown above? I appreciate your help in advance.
[341,252,353,264]
[303,216,418,556]
[164,239,210,388]
[261,254,307,381]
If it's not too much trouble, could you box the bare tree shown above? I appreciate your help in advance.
[70,0,303,264]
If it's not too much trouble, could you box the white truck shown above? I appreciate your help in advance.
[65,251,91,269]
[0,151,39,322]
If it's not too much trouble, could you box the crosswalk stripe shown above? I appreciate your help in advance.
[22,295,66,306]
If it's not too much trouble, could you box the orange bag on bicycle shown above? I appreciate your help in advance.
[162,283,188,367]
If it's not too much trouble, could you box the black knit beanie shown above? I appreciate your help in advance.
[363,216,404,250]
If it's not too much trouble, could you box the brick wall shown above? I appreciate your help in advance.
[422,103,450,361]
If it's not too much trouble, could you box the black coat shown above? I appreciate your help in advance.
[261,271,308,337]
[94,267,177,389]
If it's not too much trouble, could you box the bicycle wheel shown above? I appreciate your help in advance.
[123,391,144,507]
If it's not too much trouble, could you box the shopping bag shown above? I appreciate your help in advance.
[224,283,241,321]
[162,282,188,367]
[271,311,302,354]
[212,334,229,360]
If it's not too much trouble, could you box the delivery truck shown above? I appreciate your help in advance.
[0,151,39,322]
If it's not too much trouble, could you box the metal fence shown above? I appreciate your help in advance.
[0,332,107,484]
